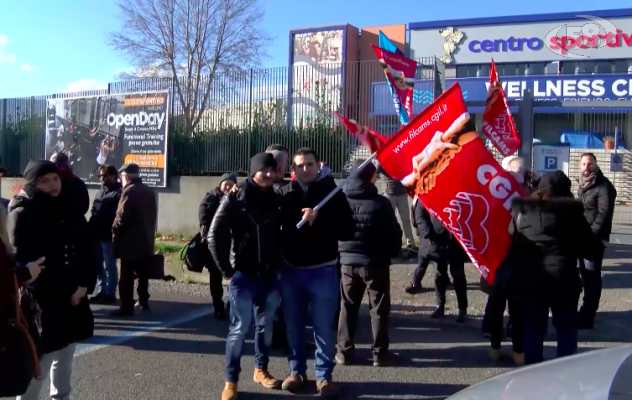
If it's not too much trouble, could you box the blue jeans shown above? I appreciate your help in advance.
[96,242,118,296]
[281,264,339,382]
[523,292,579,365]
[225,271,281,383]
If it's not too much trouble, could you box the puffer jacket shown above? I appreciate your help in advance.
[377,162,406,196]
[578,169,617,241]
[338,178,402,267]
[208,179,282,278]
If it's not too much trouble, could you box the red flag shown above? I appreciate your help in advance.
[482,60,521,156]
[371,45,417,121]
[336,114,388,153]
[376,83,524,284]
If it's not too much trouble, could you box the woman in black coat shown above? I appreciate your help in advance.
[198,173,237,319]
[498,171,603,365]
[7,160,98,400]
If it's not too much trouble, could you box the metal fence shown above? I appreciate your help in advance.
[0,58,438,177]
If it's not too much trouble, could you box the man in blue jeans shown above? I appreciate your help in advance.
[277,148,355,398]
[209,153,317,400]
[89,165,121,304]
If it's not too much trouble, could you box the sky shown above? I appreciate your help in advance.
[0,0,631,98]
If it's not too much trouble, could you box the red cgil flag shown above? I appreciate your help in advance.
[336,114,388,153]
[371,45,417,122]
[482,59,521,157]
[375,83,524,284]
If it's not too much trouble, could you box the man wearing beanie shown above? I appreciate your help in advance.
[277,148,354,397]
[208,152,287,400]
[198,172,237,319]
[112,163,157,316]
[336,159,402,368]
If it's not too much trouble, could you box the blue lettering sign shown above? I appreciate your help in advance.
[446,74,632,102]
[468,37,544,53]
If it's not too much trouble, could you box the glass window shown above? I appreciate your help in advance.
[614,60,631,73]
[477,64,490,77]
[560,62,579,75]
[578,61,596,74]
[595,61,612,74]
[545,62,560,75]
[456,65,469,77]
[498,64,518,76]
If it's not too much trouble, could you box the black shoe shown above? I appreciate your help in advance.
[111,307,134,317]
[431,306,445,319]
[100,295,118,305]
[90,293,105,304]
[456,308,467,324]
[405,284,423,294]
[373,353,387,367]
[134,301,150,311]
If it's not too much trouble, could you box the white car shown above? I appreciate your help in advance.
[447,345,632,400]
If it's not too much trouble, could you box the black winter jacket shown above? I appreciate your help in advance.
[376,162,406,196]
[278,170,355,267]
[7,191,98,354]
[578,170,617,241]
[89,182,121,242]
[412,198,468,263]
[497,197,604,298]
[208,179,282,278]
[338,179,402,267]
[198,188,224,238]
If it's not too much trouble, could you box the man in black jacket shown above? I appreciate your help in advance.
[198,173,237,319]
[89,165,121,305]
[50,151,90,218]
[410,197,468,323]
[208,153,285,400]
[277,148,355,397]
[336,160,402,368]
[577,153,617,329]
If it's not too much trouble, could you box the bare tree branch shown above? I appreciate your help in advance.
[107,0,270,135]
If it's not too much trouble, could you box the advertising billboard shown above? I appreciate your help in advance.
[45,91,169,187]
[290,28,345,125]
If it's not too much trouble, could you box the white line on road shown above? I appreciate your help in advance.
[74,306,213,357]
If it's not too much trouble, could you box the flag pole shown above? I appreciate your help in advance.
[296,152,378,229]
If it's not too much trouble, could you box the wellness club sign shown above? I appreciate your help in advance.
[448,73,632,102]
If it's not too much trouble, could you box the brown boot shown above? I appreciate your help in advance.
[253,368,281,389]
[282,373,306,392]
[221,382,238,400]
[316,380,339,398]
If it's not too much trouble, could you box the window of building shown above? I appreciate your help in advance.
[614,60,631,73]
[519,63,546,75]
[497,64,518,76]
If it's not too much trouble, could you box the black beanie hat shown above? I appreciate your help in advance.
[250,153,277,177]
[351,159,377,182]
[219,173,237,185]
[23,160,59,184]
[538,170,573,198]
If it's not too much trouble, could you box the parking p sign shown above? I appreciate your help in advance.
[545,156,558,170]
[533,143,570,176]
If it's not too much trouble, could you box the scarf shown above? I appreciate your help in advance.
[580,168,598,189]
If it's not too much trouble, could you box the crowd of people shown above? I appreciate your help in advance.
[0,143,618,400]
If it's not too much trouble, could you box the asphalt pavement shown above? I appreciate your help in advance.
[26,245,632,400]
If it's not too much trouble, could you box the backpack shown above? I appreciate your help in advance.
[179,234,204,273]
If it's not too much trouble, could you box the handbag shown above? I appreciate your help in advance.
[0,276,40,397]
[180,234,204,273]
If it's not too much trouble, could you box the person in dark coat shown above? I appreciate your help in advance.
[336,160,402,368]
[208,153,284,400]
[409,197,468,323]
[501,171,604,365]
[111,163,157,316]
[198,173,237,319]
[577,153,617,329]
[277,148,354,397]
[89,165,121,305]
[7,160,98,400]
